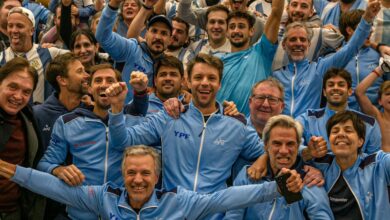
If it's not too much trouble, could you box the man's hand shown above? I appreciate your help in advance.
[0,159,16,179]
[307,136,328,159]
[223,101,240,116]
[52,165,85,186]
[303,165,325,187]
[363,0,381,23]
[279,168,303,193]
[247,153,268,180]
[130,71,148,93]
[106,82,128,113]
[164,98,184,119]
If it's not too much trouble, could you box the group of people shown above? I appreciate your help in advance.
[0,0,390,219]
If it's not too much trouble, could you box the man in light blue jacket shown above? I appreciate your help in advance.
[0,145,304,220]
[272,0,381,118]
[225,115,334,220]
[106,53,266,219]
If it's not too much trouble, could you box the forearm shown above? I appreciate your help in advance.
[78,5,95,18]
[177,0,205,28]
[264,0,284,43]
[127,7,153,39]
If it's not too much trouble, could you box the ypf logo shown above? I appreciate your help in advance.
[174,130,190,139]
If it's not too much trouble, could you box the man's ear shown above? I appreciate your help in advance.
[56,75,66,87]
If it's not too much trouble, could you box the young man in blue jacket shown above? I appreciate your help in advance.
[272,0,381,118]
[0,145,304,219]
[36,64,148,219]
[106,53,266,219]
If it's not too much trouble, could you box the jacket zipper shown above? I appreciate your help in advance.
[290,63,297,116]
[268,199,277,220]
[343,175,365,220]
[193,112,215,192]
[104,126,109,183]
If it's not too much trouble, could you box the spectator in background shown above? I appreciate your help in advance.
[0,0,22,51]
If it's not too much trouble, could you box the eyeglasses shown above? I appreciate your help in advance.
[251,95,282,105]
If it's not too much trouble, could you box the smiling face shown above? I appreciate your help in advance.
[188,62,221,114]
[329,120,363,158]
[287,0,314,22]
[123,154,158,209]
[228,17,253,49]
[249,82,284,127]
[206,10,228,46]
[7,12,34,53]
[0,69,34,115]
[154,66,182,101]
[323,75,352,108]
[145,22,171,56]
[89,68,118,110]
[72,34,98,66]
[266,126,299,174]
[282,26,311,62]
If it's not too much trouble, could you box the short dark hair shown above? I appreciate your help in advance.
[339,9,364,39]
[206,4,229,22]
[155,55,184,77]
[89,64,122,84]
[227,11,255,28]
[0,57,38,90]
[323,68,352,90]
[187,53,223,82]
[326,110,366,154]
[45,53,79,92]
[172,16,190,35]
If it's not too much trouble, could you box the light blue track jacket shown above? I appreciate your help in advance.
[109,101,264,194]
[272,18,372,118]
[12,166,281,220]
[313,151,390,220]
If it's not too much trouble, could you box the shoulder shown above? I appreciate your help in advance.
[350,110,376,126]
[61,112,81,124]
[224,113,247,126]
[307,108,326,118]
[359,153,378,169]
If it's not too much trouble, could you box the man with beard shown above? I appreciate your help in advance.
[0,0,21,51]
[96,0,172,103]
[36,64,148,219]
[178,0,265,45]
[106,53,266,220]
[215,0,284,116]
[314,0,367,27]
[165,17,192,63]
[0,7,67,104]
[272,0,380,118]
[272,0,344,70]
[296,68,381,157]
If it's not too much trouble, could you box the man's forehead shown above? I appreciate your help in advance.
[289,0,313,6]
[92,69,116,79]
[3,0,21,7]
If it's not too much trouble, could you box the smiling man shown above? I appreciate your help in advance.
[106,53,266,219]
[0,145,304,219]
[96,0,172,103]
[0,57,45,219]
[272,0,381,118]
[297,68,381,156]
[36,64,148,219]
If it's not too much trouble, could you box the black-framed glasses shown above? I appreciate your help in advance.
[251,95,282,105]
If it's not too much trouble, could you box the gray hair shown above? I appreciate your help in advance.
[282,22,313,43]
[263,115,303,146]
[121,145,161,176]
